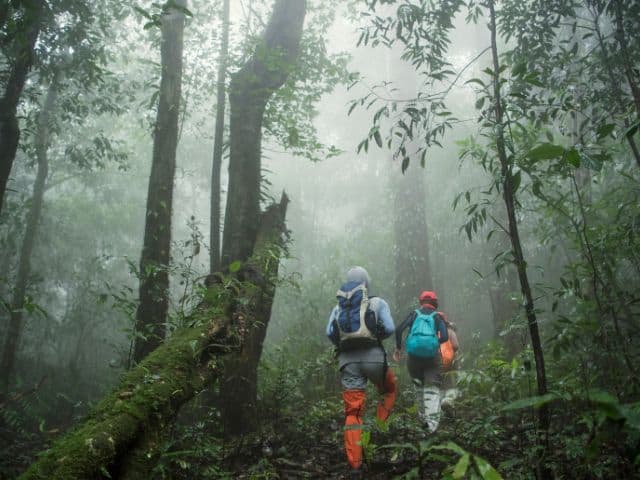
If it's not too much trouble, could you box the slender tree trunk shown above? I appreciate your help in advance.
[390,164,433,312]
[0,0,44,215]
[210,0,231,274]
[0,77,57,394]
[487,1,550,475]
[220,0,306,267]
[132,1,186,364]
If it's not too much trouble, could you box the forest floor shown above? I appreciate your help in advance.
[215,395,465,479]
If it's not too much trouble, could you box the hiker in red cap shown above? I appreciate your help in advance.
[393,290,448,433]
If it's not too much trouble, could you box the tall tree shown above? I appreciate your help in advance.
[132,0,187,364]
[219,0,306,435]
[220,0,306,267]
[209,0,230,274]
[486,1,549,473]
[0,0,45,215]
[0,75,57,394]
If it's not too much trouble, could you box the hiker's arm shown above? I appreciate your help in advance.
[395,312,414,350]
[326,307,340,346]
[375,298,395,338]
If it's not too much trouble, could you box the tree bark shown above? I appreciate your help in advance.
[487,1,550,475]
[0,0,44,215]
[133,1,186,364]
[220,193,289,435]
[209,0,231,274]
[19,307,233,480]
[390,164,433,313]
[0,77,57,395]
[221,0,306,267]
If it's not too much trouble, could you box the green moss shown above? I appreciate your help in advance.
[19,277,273,479]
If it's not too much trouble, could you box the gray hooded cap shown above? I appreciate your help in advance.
[346,266,371,289]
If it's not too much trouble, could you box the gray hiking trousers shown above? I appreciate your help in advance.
[407,354,442,386]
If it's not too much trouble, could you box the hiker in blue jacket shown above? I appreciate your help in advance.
[393,290,448,433]
[326,266,397,479]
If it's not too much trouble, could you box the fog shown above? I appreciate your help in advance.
[2,0,638,478]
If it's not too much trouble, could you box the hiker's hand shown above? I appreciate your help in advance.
[393,349,401,362]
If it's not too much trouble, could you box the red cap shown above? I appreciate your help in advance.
[419,290,438,306]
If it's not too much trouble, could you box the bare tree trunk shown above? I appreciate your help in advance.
[209,0,231,274]
[0,77,57,394]
[133,1,186,364]
[221,0,306,267]
[487,2,550,476]
[0,0,44,215]
[390,164,433,312]
[209,0,229,273]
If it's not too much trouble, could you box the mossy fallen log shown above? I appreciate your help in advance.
[19,284,252,480]
[21,192,289,479]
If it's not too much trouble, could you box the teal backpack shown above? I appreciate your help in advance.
[406,310,440,358]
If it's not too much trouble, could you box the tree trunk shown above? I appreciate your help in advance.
[0,77,57,395]
[220,0,306,267]
[483,199,521,352]
[390,164,433,313]
[220,194,289,435]
[487,1,550,475]
[0,0,44,215]
[611,0,640,117]
[133,1,186,364]
[209,0,231,274]
[19,198,289,480]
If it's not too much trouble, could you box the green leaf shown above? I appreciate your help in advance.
[511,170,521,194]
[431,441,467,456]
[624,119,640,139]
[229,261,242,273]
[596,123,615,139]
[527,143,565,161]
[401,156,410,173]
[511,61,526,76]
[474,455,504,479]
[564,148,581,168]
[453,453,470,478]
[502,393,558,411]
[373,129,383,148]
[466,78,486,87]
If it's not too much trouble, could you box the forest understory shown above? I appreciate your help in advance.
[2,341,637,480]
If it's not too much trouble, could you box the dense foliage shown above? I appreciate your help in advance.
[0,0,639,478]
